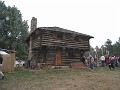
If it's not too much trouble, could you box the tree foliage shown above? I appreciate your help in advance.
[87,38,120,58]
[105,39,113,55]
[0,1,29,60]
[112,38,120,56]
[104,38,120,56]
[86,37,120,59]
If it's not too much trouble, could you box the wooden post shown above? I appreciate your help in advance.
[2,50,15,72]
[10,51,15,71]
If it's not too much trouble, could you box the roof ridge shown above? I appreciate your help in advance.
[37,27,94,38]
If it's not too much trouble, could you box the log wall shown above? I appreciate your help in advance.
[41,31,89,50]
[30,29,90,66]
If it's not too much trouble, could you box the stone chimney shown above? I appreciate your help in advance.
[30,17,37,33]
[28,17,37,61]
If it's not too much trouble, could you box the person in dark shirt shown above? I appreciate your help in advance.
[0,54,4,79]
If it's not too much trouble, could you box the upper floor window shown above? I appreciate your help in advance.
[52,32,56,39]
[65,33,73,40]
[74,36,83,42]
[57,32,63,40]
[74,36,79,41]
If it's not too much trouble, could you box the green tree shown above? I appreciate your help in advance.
[105,39,113,56]
[0,1,29,60]
[112,37,120,56]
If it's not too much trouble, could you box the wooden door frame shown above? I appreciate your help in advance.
[55,48,62,65]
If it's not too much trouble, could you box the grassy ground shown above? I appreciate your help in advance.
[0,67,120,90]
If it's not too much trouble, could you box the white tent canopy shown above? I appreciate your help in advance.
[0,51,9,55]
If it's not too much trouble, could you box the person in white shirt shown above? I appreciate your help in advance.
[89,56,94,71]
[100,56,105,67]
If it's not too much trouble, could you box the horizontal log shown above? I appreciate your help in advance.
[32,32,90,49]
[46,61,54,64]
[62,58,75,60]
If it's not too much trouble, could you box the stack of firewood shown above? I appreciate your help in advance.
[37,63,52,69]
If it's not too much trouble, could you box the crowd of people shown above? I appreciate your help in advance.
[84,55,120,71]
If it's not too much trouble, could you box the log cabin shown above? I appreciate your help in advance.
[26,17,93,67]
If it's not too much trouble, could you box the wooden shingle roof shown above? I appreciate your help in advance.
[37,26,94,38]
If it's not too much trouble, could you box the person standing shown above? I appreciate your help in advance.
[0,54,4,79]
[100,55,105,67]
[105,56,109,66]
[89,56,94,71]
[118,56,120,67]
[109,56,115,70]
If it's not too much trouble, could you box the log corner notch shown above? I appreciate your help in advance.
[26,17,94,68]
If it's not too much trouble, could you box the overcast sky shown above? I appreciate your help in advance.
[3,0,120,48]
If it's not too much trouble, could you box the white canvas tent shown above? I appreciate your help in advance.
[0,51,9,55]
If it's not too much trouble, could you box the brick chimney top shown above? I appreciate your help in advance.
[30,17,37,33]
